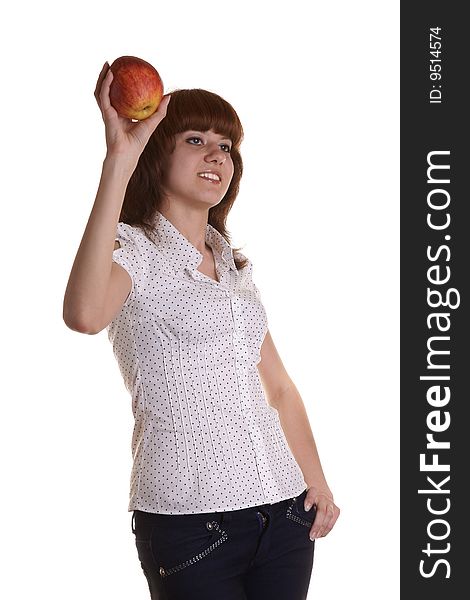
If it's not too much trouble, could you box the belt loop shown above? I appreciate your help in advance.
[131,511,136,534]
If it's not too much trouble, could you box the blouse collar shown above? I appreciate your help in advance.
[149,210,237,274]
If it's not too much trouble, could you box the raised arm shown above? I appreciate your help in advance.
[63,62,171,334]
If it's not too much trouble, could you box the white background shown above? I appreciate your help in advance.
[1,1,399,598]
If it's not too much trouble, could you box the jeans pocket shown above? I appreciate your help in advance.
[286,488,317,528]
[151,514,229,579]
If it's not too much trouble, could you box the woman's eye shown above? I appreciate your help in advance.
[186,137,232,152]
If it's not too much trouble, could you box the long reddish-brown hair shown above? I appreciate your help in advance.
[119,88,248,270]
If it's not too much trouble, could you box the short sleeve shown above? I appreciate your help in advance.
[112,222,140,308]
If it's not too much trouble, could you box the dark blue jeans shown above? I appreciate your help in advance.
[131,487,316,600]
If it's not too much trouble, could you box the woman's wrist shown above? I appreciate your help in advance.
[102,154,137,183]
[306,484,334,502]
[103,152,137,173]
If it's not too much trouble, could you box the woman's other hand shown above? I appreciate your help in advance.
[304,488,340,540]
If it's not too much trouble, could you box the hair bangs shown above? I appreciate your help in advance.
[168,89,243,148]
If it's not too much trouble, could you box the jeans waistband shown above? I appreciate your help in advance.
[131,489,307,531]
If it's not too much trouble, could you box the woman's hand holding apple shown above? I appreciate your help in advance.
[94,62,171,168]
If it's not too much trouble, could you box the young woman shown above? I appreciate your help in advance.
[63,61,340,600]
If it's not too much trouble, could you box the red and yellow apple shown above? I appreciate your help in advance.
[109,56,164,120]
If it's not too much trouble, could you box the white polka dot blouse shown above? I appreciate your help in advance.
[106,209,307,514]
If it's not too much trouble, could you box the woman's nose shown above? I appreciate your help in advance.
[204,145,227,164]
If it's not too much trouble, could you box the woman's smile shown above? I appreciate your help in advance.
[197,171,222,185]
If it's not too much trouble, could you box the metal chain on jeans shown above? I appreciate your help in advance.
[158,520,229,578]
[286,497,313,528]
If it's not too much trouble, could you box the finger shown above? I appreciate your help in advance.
[309,511,327,540]
[309,501,336,539]
[318,503,337,537]
[94,61,110,105]
[98,67,114,114]
[322,510,340,537]
[312,503,340,539]
[140,94,172,130]
[131,94,171,145]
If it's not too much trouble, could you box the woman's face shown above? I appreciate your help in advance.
[161,129,235,210]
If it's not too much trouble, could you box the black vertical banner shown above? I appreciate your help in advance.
[401,2,468,597]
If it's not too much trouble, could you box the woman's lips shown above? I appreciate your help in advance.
[197,174,221,185]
